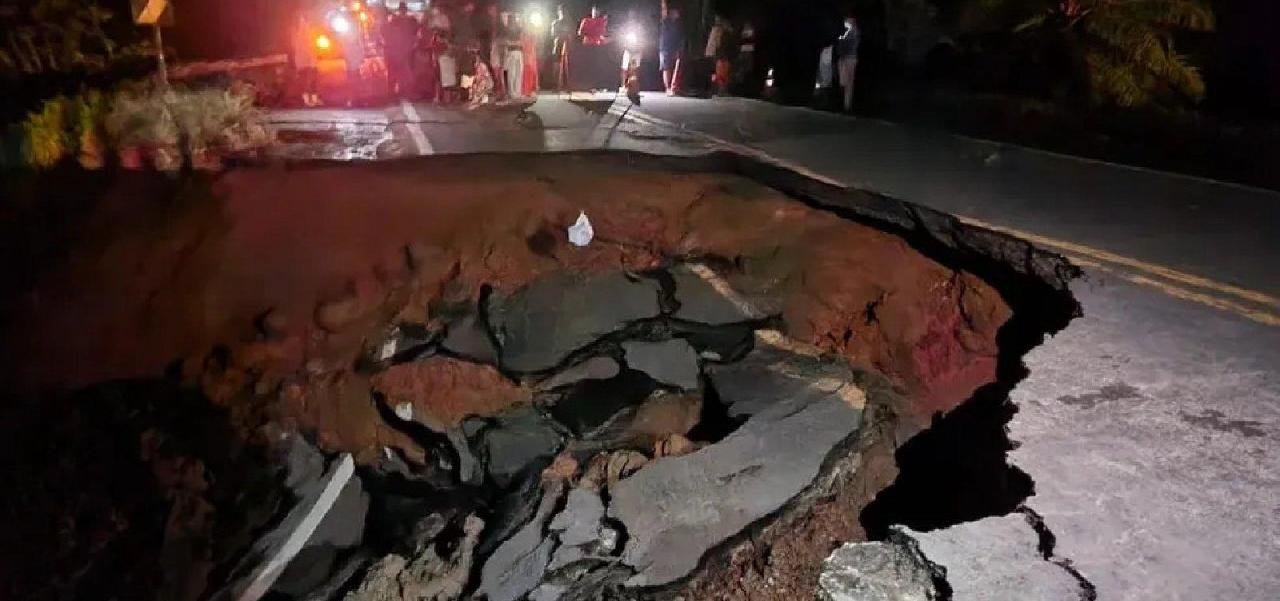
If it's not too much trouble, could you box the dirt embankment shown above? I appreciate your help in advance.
[4,154,1010,442]
[0,153,1079,601]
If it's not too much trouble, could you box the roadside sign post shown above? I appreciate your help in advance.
[132,0,175,86]
[153,24,167,86]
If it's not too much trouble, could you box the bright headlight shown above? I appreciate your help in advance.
[624,28,640,47]
[528,9,545,29]
[330,15,352,34]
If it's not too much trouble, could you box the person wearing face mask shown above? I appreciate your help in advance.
[836,15,860,112]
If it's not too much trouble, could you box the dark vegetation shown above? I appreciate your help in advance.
[709,0,1280,188]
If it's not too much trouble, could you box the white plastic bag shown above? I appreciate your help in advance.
[568,211,594,247]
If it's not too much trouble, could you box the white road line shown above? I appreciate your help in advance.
[611,105,849,188]
[399,100,434,155]
[236,454,355,601]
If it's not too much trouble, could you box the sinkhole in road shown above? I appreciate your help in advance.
[0,152,1080,601]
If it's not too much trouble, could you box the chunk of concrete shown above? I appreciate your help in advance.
[548,488,606,547]
[546,544,588,572]
[481,405,563,488]
[477,482,565,601]
[341,555,407,601]
[537,356,622,391]
[817,535,940,601]
[376,323,439,363]
[225,452,368,601]
[280,434,325,494]
[706,330,857,418]
[441,313,498,365]
[446,428,482,486]
[489,272,663,372]
[903,514,1086,601]
[671,263,766,325]
[671,321,755,363]
[341,515,484,601]
[397,515,485,601]
[622,339,701,391]
[528,583,569,601]
[609,340,866,588]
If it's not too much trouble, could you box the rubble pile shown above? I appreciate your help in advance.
[199,263,887,601]
[0,154,1081,601]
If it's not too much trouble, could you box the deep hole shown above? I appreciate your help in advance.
[685,374,747,443]
[858,276,1062,539]
[672,320,756,363]
[859,382,1033,538]
[0,380,281,601]
[548,369,659,437]
[636,268,680,314]
[933,573,955,600]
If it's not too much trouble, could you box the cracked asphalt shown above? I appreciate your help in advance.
[267,93,1280,600]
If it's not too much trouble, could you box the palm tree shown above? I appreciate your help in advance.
[987,0,1215,108]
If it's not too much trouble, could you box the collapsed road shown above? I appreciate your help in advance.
[0,152,1080,600]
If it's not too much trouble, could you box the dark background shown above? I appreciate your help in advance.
[143,0,1276,117]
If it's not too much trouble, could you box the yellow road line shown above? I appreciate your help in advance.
[1108,271,1280,327]
[615,103,1280,326]
[957,216,1280,309]
[953,221,1280,326]
[994,248,1280,326]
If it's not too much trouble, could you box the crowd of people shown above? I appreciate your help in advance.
[288,1,862,111]
[291,0,546,108]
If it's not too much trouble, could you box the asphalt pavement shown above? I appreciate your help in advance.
[267,93,1280,601]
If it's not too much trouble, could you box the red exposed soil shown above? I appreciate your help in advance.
[371,357,531,431]
[0,155,1011,456]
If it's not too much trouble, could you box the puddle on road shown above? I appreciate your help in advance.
[270,123,398,161]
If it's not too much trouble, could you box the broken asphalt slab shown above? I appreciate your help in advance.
[219,447,368,601]
[818,533,941,601]
[897,513,1085,601]
[477,482,565,601]
[670,263,768,326]
[621,339,701,391]
[609,339,867,588]
[487,272,663,373]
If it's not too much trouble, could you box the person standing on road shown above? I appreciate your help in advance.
[617,9,646,93]
[437,31,461,102]
[658,4,683,96]
[291,13,321,107]
[337,4,367,106]
[577,6,609,90]
[480,3,507,99]
[519,13,540,96]
[414,18,445,102]
[732,21,759,96]
[578,5,608,46]
[427,4,451,36]
[836,15,860,112]
[550,5,573,90]
[705,15,733,96]
[383,3,419,98]
[501,12,525,100]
